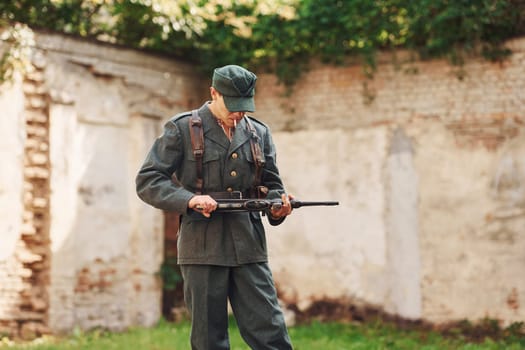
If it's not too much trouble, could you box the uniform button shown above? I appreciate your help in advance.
[226,187,233,192]
[230,170,237,177]
[231,153,238,159]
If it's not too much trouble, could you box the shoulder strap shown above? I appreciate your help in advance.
[245,117,267,197]
[188,113,265,197]
[189,110,204,194]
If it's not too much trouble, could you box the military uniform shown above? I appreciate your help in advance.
[136,102,293,349]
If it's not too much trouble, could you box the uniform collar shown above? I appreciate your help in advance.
[197,102,253,153]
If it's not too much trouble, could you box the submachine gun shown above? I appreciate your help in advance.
[204,191,339,213]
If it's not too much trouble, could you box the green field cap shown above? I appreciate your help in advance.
[212,65,257,112]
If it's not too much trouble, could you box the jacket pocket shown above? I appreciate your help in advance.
[203,149,221,190]
[178,216,210,259]
[182,148,222,192]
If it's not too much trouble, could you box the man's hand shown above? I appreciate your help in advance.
[188,195,217,218]
[270,193,294,219]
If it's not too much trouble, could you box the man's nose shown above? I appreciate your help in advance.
[232,112,245,119]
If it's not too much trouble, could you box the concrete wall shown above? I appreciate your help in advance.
[0,32,207,336]
[1,31,524,335]
[0,77,27,335]
[257,39,525,324]
[40,34,208,333]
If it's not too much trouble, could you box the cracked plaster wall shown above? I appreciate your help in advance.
[1,32,525,336]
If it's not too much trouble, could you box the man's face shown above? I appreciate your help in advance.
[211,88,245,127]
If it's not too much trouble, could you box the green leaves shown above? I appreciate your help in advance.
[1,0,523,86]
[0,23,35,83]
[159,257,182,291]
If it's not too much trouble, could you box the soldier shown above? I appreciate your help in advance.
[136,65,294,349]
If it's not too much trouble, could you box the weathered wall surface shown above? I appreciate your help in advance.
[39,34,207,333]
[258,39,525,324]
[0,59,54,337]
[0,32,207,336]
[1,31,524,335]
[0,77,27,335]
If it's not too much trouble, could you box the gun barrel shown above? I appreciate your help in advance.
[290,200,339,208]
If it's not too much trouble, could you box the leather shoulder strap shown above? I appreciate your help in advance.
[189,110,204,194]
[245,117,266,197]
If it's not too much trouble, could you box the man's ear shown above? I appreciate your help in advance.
[210,87,220,100]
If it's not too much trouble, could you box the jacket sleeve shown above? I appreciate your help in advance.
[259,125,287,226]
[135,119,194,213]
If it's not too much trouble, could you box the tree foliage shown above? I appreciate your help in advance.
[1,0,524,85]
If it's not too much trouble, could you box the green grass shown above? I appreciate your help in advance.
[1,319,524,350]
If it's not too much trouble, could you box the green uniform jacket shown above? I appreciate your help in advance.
[136,103,287,266]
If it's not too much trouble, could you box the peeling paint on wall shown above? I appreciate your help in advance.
[1,32,525,336]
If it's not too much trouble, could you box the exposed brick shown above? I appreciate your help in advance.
[24,167,50,179]
[0,65,51,337]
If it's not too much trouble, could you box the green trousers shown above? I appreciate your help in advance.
[180,263,293,350]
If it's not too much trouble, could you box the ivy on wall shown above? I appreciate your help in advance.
[0,23,34,83]
[0,0,524,86]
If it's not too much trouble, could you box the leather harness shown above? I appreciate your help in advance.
[189,110,266,198]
